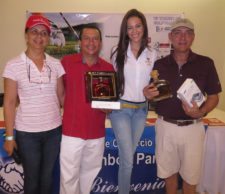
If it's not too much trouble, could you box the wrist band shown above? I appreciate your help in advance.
[5,136,14,141]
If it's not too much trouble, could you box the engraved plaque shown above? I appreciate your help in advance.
[85,71,118,102]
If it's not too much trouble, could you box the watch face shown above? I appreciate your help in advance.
[85,71,118,101]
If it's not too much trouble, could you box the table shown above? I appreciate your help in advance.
[198,125,225,194]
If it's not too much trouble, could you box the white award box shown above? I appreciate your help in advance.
[177,78,205,107]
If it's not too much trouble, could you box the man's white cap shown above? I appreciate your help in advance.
[170,18,194,31]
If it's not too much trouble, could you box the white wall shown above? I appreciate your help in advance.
[1,0,225,110]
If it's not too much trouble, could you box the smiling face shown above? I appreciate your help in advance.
[169,26,195,53]
[80,28,102,58]
[126,16,144,45]
[25,25,50,51]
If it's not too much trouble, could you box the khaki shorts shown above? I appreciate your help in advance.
[155,118,205,185]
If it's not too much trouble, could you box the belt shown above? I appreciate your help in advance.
[121,103,145,109]
[158,116,201,126]
[120,100,146,109]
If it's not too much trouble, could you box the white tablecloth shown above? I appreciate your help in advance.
[198,126,225,194]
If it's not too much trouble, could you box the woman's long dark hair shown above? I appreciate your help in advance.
[111,9,149,96]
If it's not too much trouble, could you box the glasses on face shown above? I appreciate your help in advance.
[26,58,51,84]
[28,29,49,38]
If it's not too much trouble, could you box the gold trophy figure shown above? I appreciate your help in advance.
[150,70,172,101]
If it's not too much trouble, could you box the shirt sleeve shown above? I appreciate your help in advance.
[152,49,158,64]
[205,59,222,95]
[61,56,68,89]
[2,62,17,81]
[56,61,65,78]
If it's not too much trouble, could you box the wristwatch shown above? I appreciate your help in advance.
[5,135,14,141]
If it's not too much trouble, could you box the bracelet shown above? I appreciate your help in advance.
[5,136,14,141]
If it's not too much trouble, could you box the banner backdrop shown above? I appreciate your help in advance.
[27,12,183,61]
[0,121,167,194]
[90,124,166,194]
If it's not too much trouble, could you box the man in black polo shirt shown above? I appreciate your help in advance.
[143,18,221,194]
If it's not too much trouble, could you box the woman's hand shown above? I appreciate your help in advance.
[4,140,17,156]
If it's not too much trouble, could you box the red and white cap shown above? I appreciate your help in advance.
[25,15,51,33]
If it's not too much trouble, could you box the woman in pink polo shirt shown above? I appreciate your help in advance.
[3,15,65,194]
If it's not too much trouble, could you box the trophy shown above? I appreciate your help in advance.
[150,70,172,102]
[85,71,120,109]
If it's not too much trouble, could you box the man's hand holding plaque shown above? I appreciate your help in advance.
[85,71,121,109]
[150,70,173,102]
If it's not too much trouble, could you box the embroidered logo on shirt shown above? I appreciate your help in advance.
[146,57,152,66]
